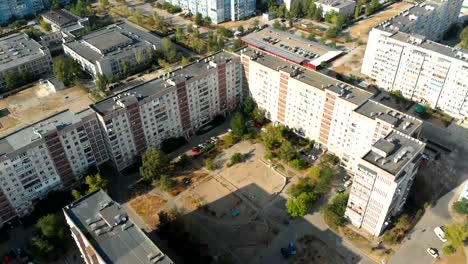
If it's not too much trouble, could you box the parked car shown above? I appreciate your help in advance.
[344,180,353,188]
[280,247,290,258]
[434,227,447,242]
[280,242,297,259]
[191,147,200,154]
[337,186,346,193]
[426,247,439,258]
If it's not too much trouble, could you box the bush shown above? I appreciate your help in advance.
[155,175,177,192]
[228,153,242,167]
[287,177,314,198]
[264,152,274,160]
[289,158,308,170]
[442,245,456,255]
[204,157,215,171]
[322,193,349,230]
[452,198,468,214]
[286,192,317,217]
[322,153,339,165]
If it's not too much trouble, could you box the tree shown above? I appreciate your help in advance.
[99,0,109,8]
[237,25,244,33]
[325,26,339,38]
[233,38,243,49]
[452,198,468,214]
[252,107,266,124]
[307,33,316,41]
[444,222,468,249]
[39,19,51,31]
[259,124,284,149]
[120,60,131,76]
[354,4,361,19]
[195,13,203,26]
[243,96,255,116]
[460,26,468,49]
[278,141,296,161]
[228,153,242,167]
[286,192,316,217]
[140,148,170,181]
[204,157,215,170]
[308,165,321,180]
[36,214,65,240]
[155,175,177,191]
[71,0,91,17]
[95,73,108,92]
[323,193,349,229]
[204,16,212,26]
[162,38,177,63]
[53,57,82,86]
[85,173,108,193]
[230,112,246,137]
[175,25,185,42]
[322,153,339,165]
[3,73,16,90]
[180,56,189,67]
[442,245,457,255]
[272,20,282,30]
[71,189,82,200]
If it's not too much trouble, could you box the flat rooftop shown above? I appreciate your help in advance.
[63,190,173,264]
[0,109,91,156]
[355,100,422,136]
[240,47,373,106]
[362,131,425,175]
[389,31,468,63]
[317,0,355,8]
[241,27,342,67]
[0,33,49,71]
[91,51,237,116]
[42,9,80,27]
[64,21,164,62]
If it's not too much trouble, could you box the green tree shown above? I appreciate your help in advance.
[322,153,339,165]
[71,0,91,17]
[307,33,316,41]
[162,38,177,63]
[175,25,186,42]
[460,26,468,49]
[354,4,361,19]
[204,157,215,170]
[308,165,321,180]
[243,96,255,116]
[252,107,266,124]
[85,173,108,193]
[95,73,108,92]
[287,177,314,197]
[31,236,55,257]
[237,25,244,33]
[272,20,282,30]
[259,124,284,149]
[133,8,144,25]
[3,73,16,90]
[71,189,82,200]
[120,60,131,76]
[155,175,177,191]
[442,245,457,255]
[53,57,81,86]
[180,56,189,67]
[323,193,349,229]
[204,16,212,26]
[233,38,243,49]
[39,19,51,31]
[228,153,242,167]
[195,13,203,26]
[444,222,468,249]
[278,141,296,161]
[230,112,246,137]
[140,147,170,181]
[286,192,316,217]
[36,214,65,240]
[325,26,339,38]
[452,198,468,214]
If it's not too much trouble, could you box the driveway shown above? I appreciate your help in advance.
[388,182,466,264]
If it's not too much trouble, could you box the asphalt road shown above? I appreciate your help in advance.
[388,182,465,264]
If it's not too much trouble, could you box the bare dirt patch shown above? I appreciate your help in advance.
[0,85,92,136]
[129,192,167,229]
[290,235,348,264]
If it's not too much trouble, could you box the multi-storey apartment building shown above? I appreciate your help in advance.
[240,46,425,235]
[361,0,468,119]
[63,21,163,79]
[0,33,52,91]
[91,52,242,170]
[0,109,108,223]
[345,131,425,236]
[169,0,255,24]
[63,189,173,264]
[0,0,54,25]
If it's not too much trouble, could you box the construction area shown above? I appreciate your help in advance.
[0,84,92,137]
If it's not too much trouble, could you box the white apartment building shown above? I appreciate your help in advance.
[240,47,425,236]
[91,52,242,171]
[0,33,52,91]
[0,109,108,223]
[63,21,163,79]
[315,0,356,17]
[362,30,468,119]
[169,0,255,24]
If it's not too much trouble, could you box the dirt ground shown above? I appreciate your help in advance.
[129,191,167,229]
[348,2,414,42]
[331,45,368,78]
[0,84,92,136]
[289,235,349,264]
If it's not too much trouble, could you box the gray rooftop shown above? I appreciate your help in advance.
[42,9,80,27]
[241,28,342,67]
[316,0,355,8]
[0,33,49,71]
[63,190,173,264]
[363,131,425,175]
[64,21,164,63]
[0,109,91,156]
[240,47,373,106]
[355,100,422,136]
[91,51,237,115]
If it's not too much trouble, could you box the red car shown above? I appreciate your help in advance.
[191,147,200,154]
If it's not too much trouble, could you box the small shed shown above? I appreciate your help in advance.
[46,77,66,92]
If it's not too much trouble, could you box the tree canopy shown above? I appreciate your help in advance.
[230,112,246,137]
[444,222,468,249]
[452,198,468,214]
[286,192,317,217]
[140,147,170,181]
[460,26,468,49]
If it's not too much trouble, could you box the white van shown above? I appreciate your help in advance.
[434,226,447,242]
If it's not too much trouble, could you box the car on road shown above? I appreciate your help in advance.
[434,226,447,242]
[426,247,439,258]
[191,147,200,154]
[337,186,346,193]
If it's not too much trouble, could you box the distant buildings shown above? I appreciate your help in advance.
[169,0,255,24]
[315,0,356,17]
[63,21,163,79]
[361,0,468,119]
[63,189,173,264]
[0,33,52,91]
[0,0,70,25]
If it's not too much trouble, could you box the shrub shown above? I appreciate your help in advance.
[289,158,308,169]
[155,175,177,192]
[322,193,348,230]
[442,245,456,255]
[228,153,242,167]
[452,198,468,214]
[264,152,274,160]
[204,157,215,170]
[322,153,339,165]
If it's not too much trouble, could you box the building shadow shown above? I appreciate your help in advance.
[144,182,365,264]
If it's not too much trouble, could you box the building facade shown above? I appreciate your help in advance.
[63,189,173,264]
[0,33,52,91]
[91,52,242,171]
[239,47,425,236]
[315,0,356,17]
[169,0,255,24]
[63,21,163,79]
[0,109,108,222]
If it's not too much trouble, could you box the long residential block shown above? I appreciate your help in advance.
[240,47,425,236]
[361,0,468,119]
